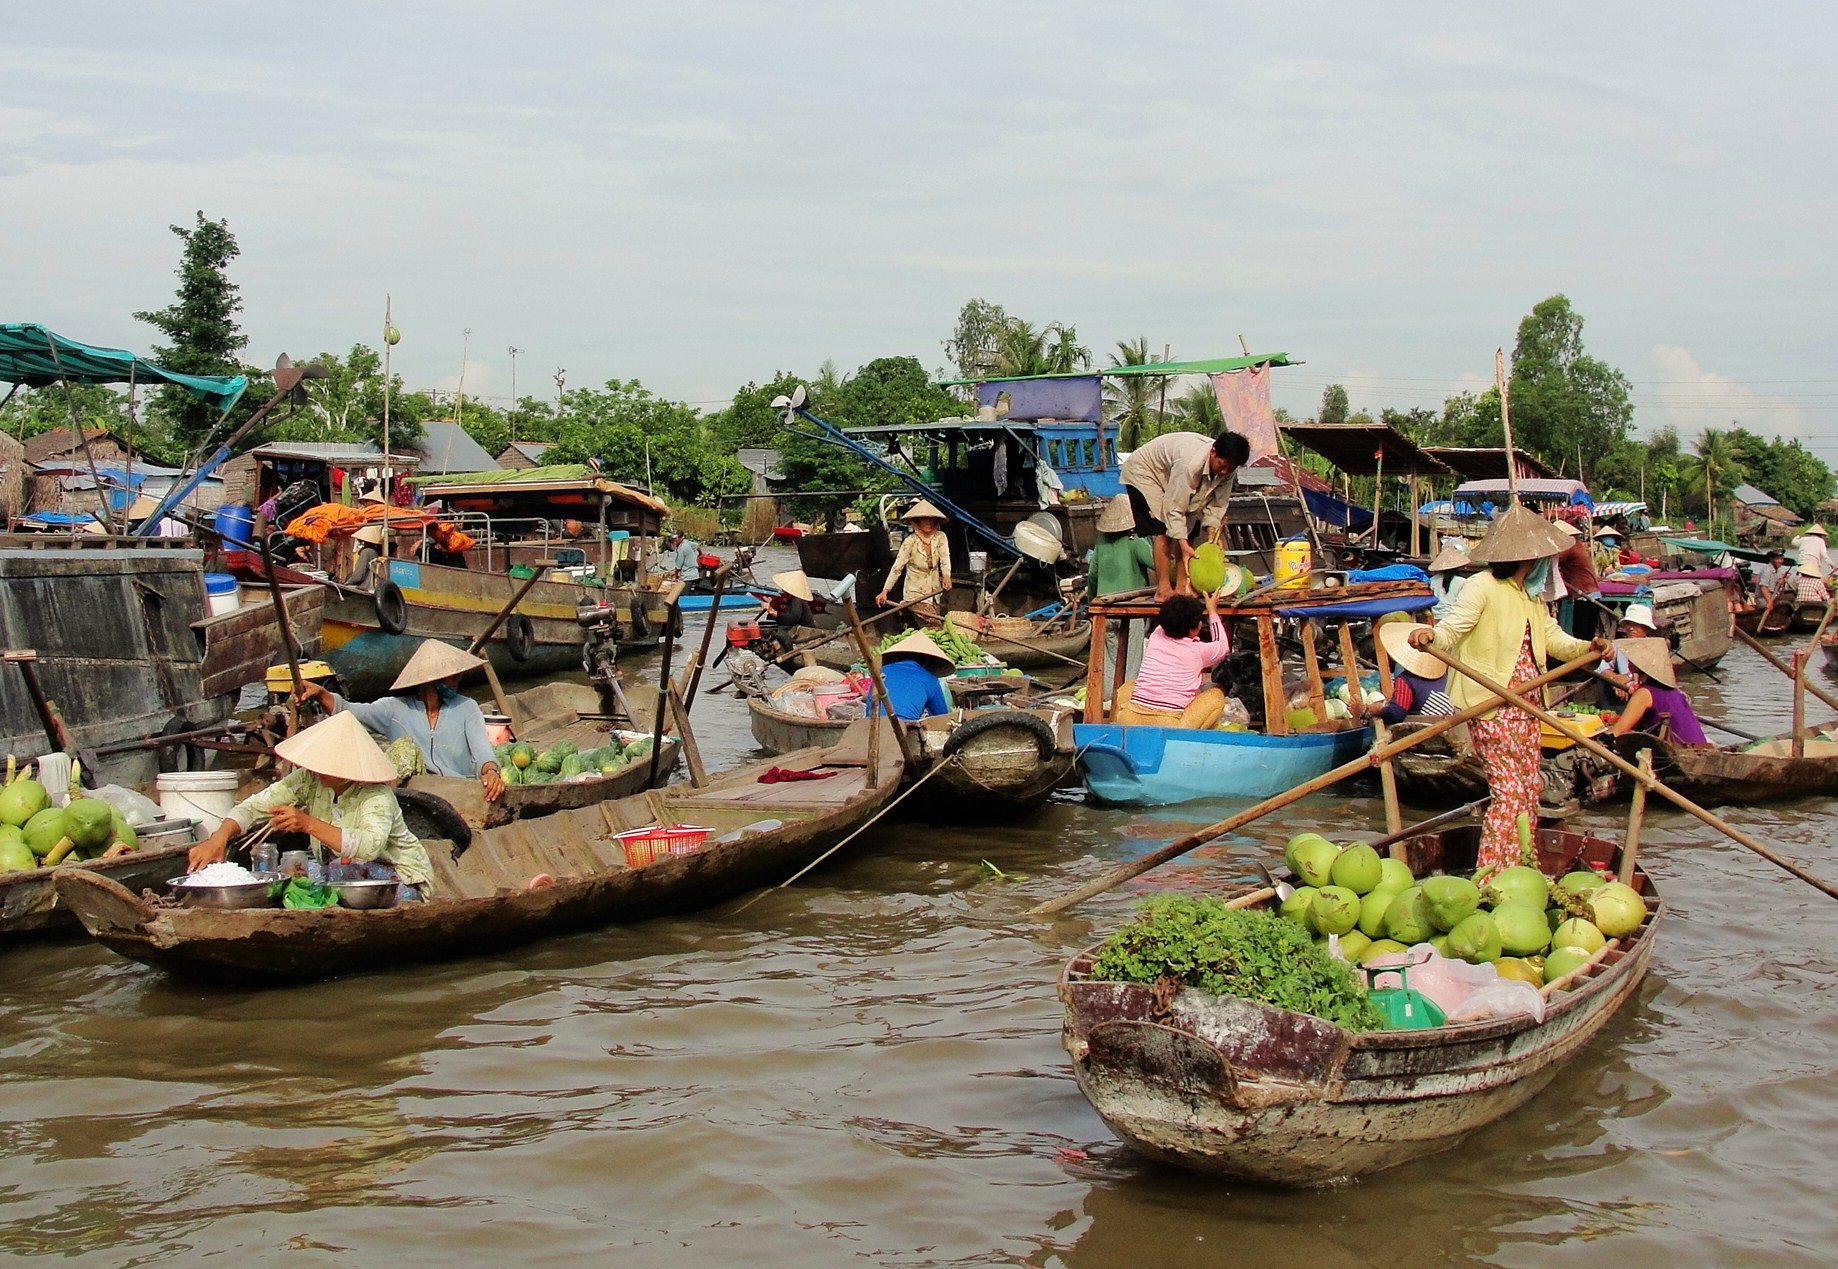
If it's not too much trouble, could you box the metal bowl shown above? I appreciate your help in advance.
[167,877,280,910]
[334,878,400,910]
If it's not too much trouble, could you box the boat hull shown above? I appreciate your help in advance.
[1618,729,1838,804]
[1061,825,1658,1185]
[1074,722,1372,806]
[0,842,193,943]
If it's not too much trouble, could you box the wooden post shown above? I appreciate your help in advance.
[1793,649,1808,759]
[645,598,679,788]
[1374,625,1394,697]
[1371,449,1384,546]
[1372,718,1404,841]
[1028,649,1605,915]
[1335,620,1365,723]
[1300,620,1327,719]
[1409,474,1420,556]
[1110,615,1132,716]
[1084,610,1108,722]
[667,653,707,787]
[683,564,730,710]
[256,512,304,735]
[1620,749,1651,887]
[1258,614,1287,734]
[1734,625,1838,715]
[3,650,78,754]
[844,599,899,787]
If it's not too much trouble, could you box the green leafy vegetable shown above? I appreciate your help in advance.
[1090,894,1384,1031]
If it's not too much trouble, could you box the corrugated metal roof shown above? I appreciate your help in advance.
[249,441,421,467]
[413,420,500,473]
[1730,482,1781,507]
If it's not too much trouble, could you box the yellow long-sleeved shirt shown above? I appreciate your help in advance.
[1427,571,1594,718]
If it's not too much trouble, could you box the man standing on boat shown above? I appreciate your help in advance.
[654,529,701,581]
[1793,523,1830,580]
[1119,431,1250,601]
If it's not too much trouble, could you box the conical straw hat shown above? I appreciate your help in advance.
[1378,620,1443,679]
[391,639,487,691]
[275,709,400,784]
[1426,545,1471,573]
[880,629,955,671]
[359,488,388,505]
[1619,637,1676,688]
[1806,523,1827,537]
[1096,493,1134,533]
[902,498,948,522]
[1467,503,1574,565]
[771,569,815,602]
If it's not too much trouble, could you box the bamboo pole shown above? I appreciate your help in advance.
[1425,645,1838,902]
[1372,718,1404,839]
[1619,749,1651,888]
[683,564,730,710]
[645,597,679,788]
[666,653,706,786]
[1027,650,1603,916]
[843,599,905,787]
[1792,601,1835,758]
[256,513,304,736]
[1734,623,1838,715]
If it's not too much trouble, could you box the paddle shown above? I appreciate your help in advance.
[1027,650,1603,916]
[1734,622,1838,716]
[1425,645,1838,903]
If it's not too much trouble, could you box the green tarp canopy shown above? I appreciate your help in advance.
[0,322,247,413]
[937,352,1293,387]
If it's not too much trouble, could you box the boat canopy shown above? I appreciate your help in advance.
[1280,422,1448,477]
[1451,478,1593,510]
[1594,500,1646,519]
[0,322,247,413]
[935,352,1294,387]
[411,464,670,518]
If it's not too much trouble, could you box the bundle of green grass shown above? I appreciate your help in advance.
[1280,831,1648,988]
[491,736,653,786]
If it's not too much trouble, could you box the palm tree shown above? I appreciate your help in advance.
[994,321,1049,377]
[1104,337,1171,449]
[1043,322,1091,374]
[1683,426,1747,531]
[1172,380,1223,430]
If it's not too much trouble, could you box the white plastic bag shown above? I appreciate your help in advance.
[1447,980,1546,1024]
[1367,944,1506,1018]
[91,784,167,828]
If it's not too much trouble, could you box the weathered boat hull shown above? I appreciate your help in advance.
[1074,722,1372,806]
[0,842,193,944]
[1060,825,1658,1185]
[811,622,1091,675]
[1617,729,1838,804]
[57,725,905,985]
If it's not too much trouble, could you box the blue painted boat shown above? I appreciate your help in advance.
[1073,722,1373,807]
[678,589,766,612]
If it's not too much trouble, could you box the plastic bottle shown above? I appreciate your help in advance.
[251,841,279,876]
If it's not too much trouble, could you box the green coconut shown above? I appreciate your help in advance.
[1376,858,1414,892]
[1356,887,1400,938]
[0,825,34,873]
[22,807,66,858]
[1588,882,1647,939]
[1543,945,1595,985]
[0,776,49,829]
[1309,886,1362,936]
[63,799,113,852]
[1279,885,1318,924]
[1552,917,1606,955]
[1493,901,1553,956]
[1422,874,1481,932]
[1557,869,1608,899]
[1189,542,1227,594]
[1284,834,1340,888]
[1447,911,1503,964]
[1334,929,1372,962]
[1485,865,1550,909]
[1493,956,1545,987]
[1330,843,1384,896]
[1357,937,1409,965]
[1383,885,1436,945]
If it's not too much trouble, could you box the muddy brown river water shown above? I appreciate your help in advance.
[2,602,1836,1264]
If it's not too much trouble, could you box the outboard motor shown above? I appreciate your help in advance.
[577,599,625,711]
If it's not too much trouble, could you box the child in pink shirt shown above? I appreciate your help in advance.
[1115,592,1230,728]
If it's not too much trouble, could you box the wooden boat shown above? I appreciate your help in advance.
[1733,598,1794,637]
[396,681,682,836]
[746,695,1074,816]
[1596,577,1735,670]
[1389,716,1621,817]
[55,722,906,985]
[1075,721,1372,806]
[1615,727,1838,805]
[1058,823,1659,1185]
[1,835,194,945]
[812,619,1092,676]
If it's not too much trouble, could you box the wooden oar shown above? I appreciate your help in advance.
[682,564,730,711]
[1734,623,1838,715]
[1425,645,1838,902]
[1028,650,1603,916]
[256,513,305,736]
[465,564,549,721]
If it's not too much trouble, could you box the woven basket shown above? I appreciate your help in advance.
[985,615,1036,640]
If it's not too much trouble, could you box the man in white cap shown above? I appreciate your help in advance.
[1119,431,1251,601]
[296,639,506,801]
[186,711,436,898]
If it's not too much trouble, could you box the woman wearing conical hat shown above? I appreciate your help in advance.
[296,639,506,802]
[876,498,952,620]
[1608,637,1709,746]
[870,630,955,721]
[766,569,821,655]
[186,710,437,899]
[1408,505,1610,869]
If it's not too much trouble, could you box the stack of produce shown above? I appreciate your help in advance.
[872,614,991,666]
[0,757,136,872]
[1278,832,1648,987]
[492,737,652,786]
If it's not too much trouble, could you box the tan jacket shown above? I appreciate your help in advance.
[1428,571,1594,718]
[1121,431,1236,541]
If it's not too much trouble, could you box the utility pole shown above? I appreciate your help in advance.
[553,367,566,421]
[508,345,524,445]
[457,327,472,428]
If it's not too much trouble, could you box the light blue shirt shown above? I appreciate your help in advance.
[332,691,496,778]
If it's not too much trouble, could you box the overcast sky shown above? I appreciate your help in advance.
[6,3,1836,459]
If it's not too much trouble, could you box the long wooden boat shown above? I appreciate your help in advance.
[1615,727,1838,804]
[1074,721,1372,806]
[1733,597,1794,637]
[1597,576,1735,669]
[1389,718,1621,817]
[1,836,194,945]
[397,681,682,836]
[55,722,905,985]
[811,619,1092,677]
[746,696,1074,815]
[1059,823,1658,1185]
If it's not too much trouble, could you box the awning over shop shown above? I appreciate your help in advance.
[0,322,247,412]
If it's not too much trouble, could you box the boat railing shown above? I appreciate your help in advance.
[407,509,647,578]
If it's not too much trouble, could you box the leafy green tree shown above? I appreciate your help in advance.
[943,298,1011,382]
[994,320,1050,377]
[548,379,747,505]
[712,371,809,451]
[1043,323,1091,374]
[1104,337,1168,448]
[835,356,957,429]
[1681,427,1746,523]
[1507,295,1633,480]
[0,384,131,440]
[134,212,250,454]
[1172,380,1223,431]
[273,343,427,450]
[1319,384,1350,424]
[1725,427,1834,516]
[1433,388,1503,447]
[1379,406,1438,442]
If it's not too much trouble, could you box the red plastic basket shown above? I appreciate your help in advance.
[614,823,712,867]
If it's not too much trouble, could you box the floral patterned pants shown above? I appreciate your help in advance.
[1467,635,1542,870]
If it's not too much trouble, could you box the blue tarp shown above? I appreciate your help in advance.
[977,375,1102,423]
[1274,593,1437,620]
[1348,564,1431,585]
[1301,485,1372,528]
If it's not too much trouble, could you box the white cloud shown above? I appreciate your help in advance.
[1641,345,1812,442]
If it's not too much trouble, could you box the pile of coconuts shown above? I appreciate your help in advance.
[0,757,136,874]
[1280,832,1649,988]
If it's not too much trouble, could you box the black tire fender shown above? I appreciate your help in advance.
[374,579,409,635]
[394,787,476,856]
[504,613,536,662]
[629,602,652,641]
[942,708,1058,762]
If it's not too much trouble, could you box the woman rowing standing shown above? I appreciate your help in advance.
[877,499,952,620]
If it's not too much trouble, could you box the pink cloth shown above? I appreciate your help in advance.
[1211,366,1278,461]
[1131,615,1230,711]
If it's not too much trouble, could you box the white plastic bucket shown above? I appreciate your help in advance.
[157,770,241,834]
[203,572,240,616]
[967,550,989,574]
